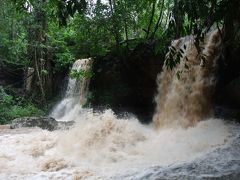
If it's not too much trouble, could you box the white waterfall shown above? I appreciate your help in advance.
[50,58,92,121]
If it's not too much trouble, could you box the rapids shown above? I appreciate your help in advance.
[0,31,240,179]
[1,111,239,179]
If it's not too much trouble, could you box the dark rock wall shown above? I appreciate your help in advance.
[89,44,164,122]
[215,21,240,109]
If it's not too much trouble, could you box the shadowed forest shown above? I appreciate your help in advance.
[1,0,239,123]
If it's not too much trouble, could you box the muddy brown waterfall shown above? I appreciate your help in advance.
[153,30,222,128]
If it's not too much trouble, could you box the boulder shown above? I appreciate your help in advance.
[10,117,74,131]
[215,106,240,122]
[217,77,240,108]
[224,77,240,107]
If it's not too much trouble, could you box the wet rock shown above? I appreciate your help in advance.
[218,77,240,108]
[90,44,163,123]
[10,117,74,131]
[215,106,240,121]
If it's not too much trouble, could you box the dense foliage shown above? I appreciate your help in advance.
[0,87,44,124]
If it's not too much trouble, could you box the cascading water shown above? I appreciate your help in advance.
[50,58,92,121]
[0,31,240,180]
[153,30,222,128]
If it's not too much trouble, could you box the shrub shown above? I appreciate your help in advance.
[0,88,45,124]
[7,105,44,120]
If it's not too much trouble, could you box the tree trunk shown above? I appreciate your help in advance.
[145,1,156,39]
[109,0,121,48]
[173,0,184,38]
[150,0,165,39]
[25,0,53,105]
[123,1,129,49]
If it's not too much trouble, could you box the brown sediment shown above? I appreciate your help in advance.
[153,30,222,128]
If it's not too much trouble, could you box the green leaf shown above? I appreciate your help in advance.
[41,69,48,75]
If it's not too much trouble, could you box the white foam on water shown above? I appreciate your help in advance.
[0,110,232,179]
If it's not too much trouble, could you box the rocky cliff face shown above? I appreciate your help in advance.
[215,20,240,109]
[89,43,164,122]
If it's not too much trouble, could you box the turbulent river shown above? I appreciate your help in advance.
[0,31,240,179]
[0,112,240,179]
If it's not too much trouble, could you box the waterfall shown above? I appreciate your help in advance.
[2,31,239,180]
[153,30,222,128]
[50,58,92,121]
